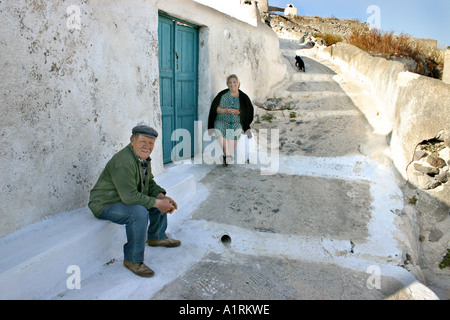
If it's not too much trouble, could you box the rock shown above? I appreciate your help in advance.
[426,153,446,168]
[428,228,443,242]
[439,147,450,165]
[414,163,439,176]
[413,149,428,161]
[391,56,418,74]
[417,175,441,190]
[435,130,446,142]
[435,168,449,183]
[255,98,291,111]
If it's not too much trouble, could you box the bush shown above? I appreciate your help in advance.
[345,28,444,79]
[313,32,343,46]
[346,29,418,59]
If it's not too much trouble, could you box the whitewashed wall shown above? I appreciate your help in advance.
[0,0,285,237]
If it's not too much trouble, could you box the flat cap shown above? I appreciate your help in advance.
[132,125,158,138]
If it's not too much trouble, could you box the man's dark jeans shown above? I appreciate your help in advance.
[99,202,167,263]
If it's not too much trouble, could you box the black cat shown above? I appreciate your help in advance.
[295,55,305,72]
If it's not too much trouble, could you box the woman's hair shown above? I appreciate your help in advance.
[226,74,240,85]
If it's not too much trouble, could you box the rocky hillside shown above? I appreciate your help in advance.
[269,14,366,40]
[269,14,444,79]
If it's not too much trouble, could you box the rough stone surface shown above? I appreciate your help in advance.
[428,228,443,242]
[193,167,371,241]
[152,252,406,300]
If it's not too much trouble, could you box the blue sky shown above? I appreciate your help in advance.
[269,0,450,48]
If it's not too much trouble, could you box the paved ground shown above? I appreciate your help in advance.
[150,40,436,300]
[53,39,440,301]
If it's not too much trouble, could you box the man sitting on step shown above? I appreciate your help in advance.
[88,125,181,278]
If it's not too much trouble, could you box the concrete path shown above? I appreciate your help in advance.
[53,39,439,300]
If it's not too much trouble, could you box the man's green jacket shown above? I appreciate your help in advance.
[88,144,166,218]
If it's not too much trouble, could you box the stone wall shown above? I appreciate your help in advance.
[1,0,162,237]
[443,49,450,84]
[315,42,450,275]
[317,42,450,206]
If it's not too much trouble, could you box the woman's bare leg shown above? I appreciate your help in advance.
[226,139,237,157]
[217,136,227,156]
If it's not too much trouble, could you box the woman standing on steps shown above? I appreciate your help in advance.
[208,74,254,166]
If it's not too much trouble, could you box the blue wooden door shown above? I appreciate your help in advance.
[158,14,198,163]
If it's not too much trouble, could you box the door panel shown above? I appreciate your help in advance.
[158,14,198,163]
[158,16,175,163]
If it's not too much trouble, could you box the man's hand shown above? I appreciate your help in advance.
[154,194,178,214]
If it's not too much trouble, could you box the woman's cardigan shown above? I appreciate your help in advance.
[207,89,254,137]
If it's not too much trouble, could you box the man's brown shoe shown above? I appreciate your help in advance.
[123,259,155,278]
[147,238,181,247]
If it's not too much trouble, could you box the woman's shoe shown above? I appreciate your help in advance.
[222,156,228,167]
